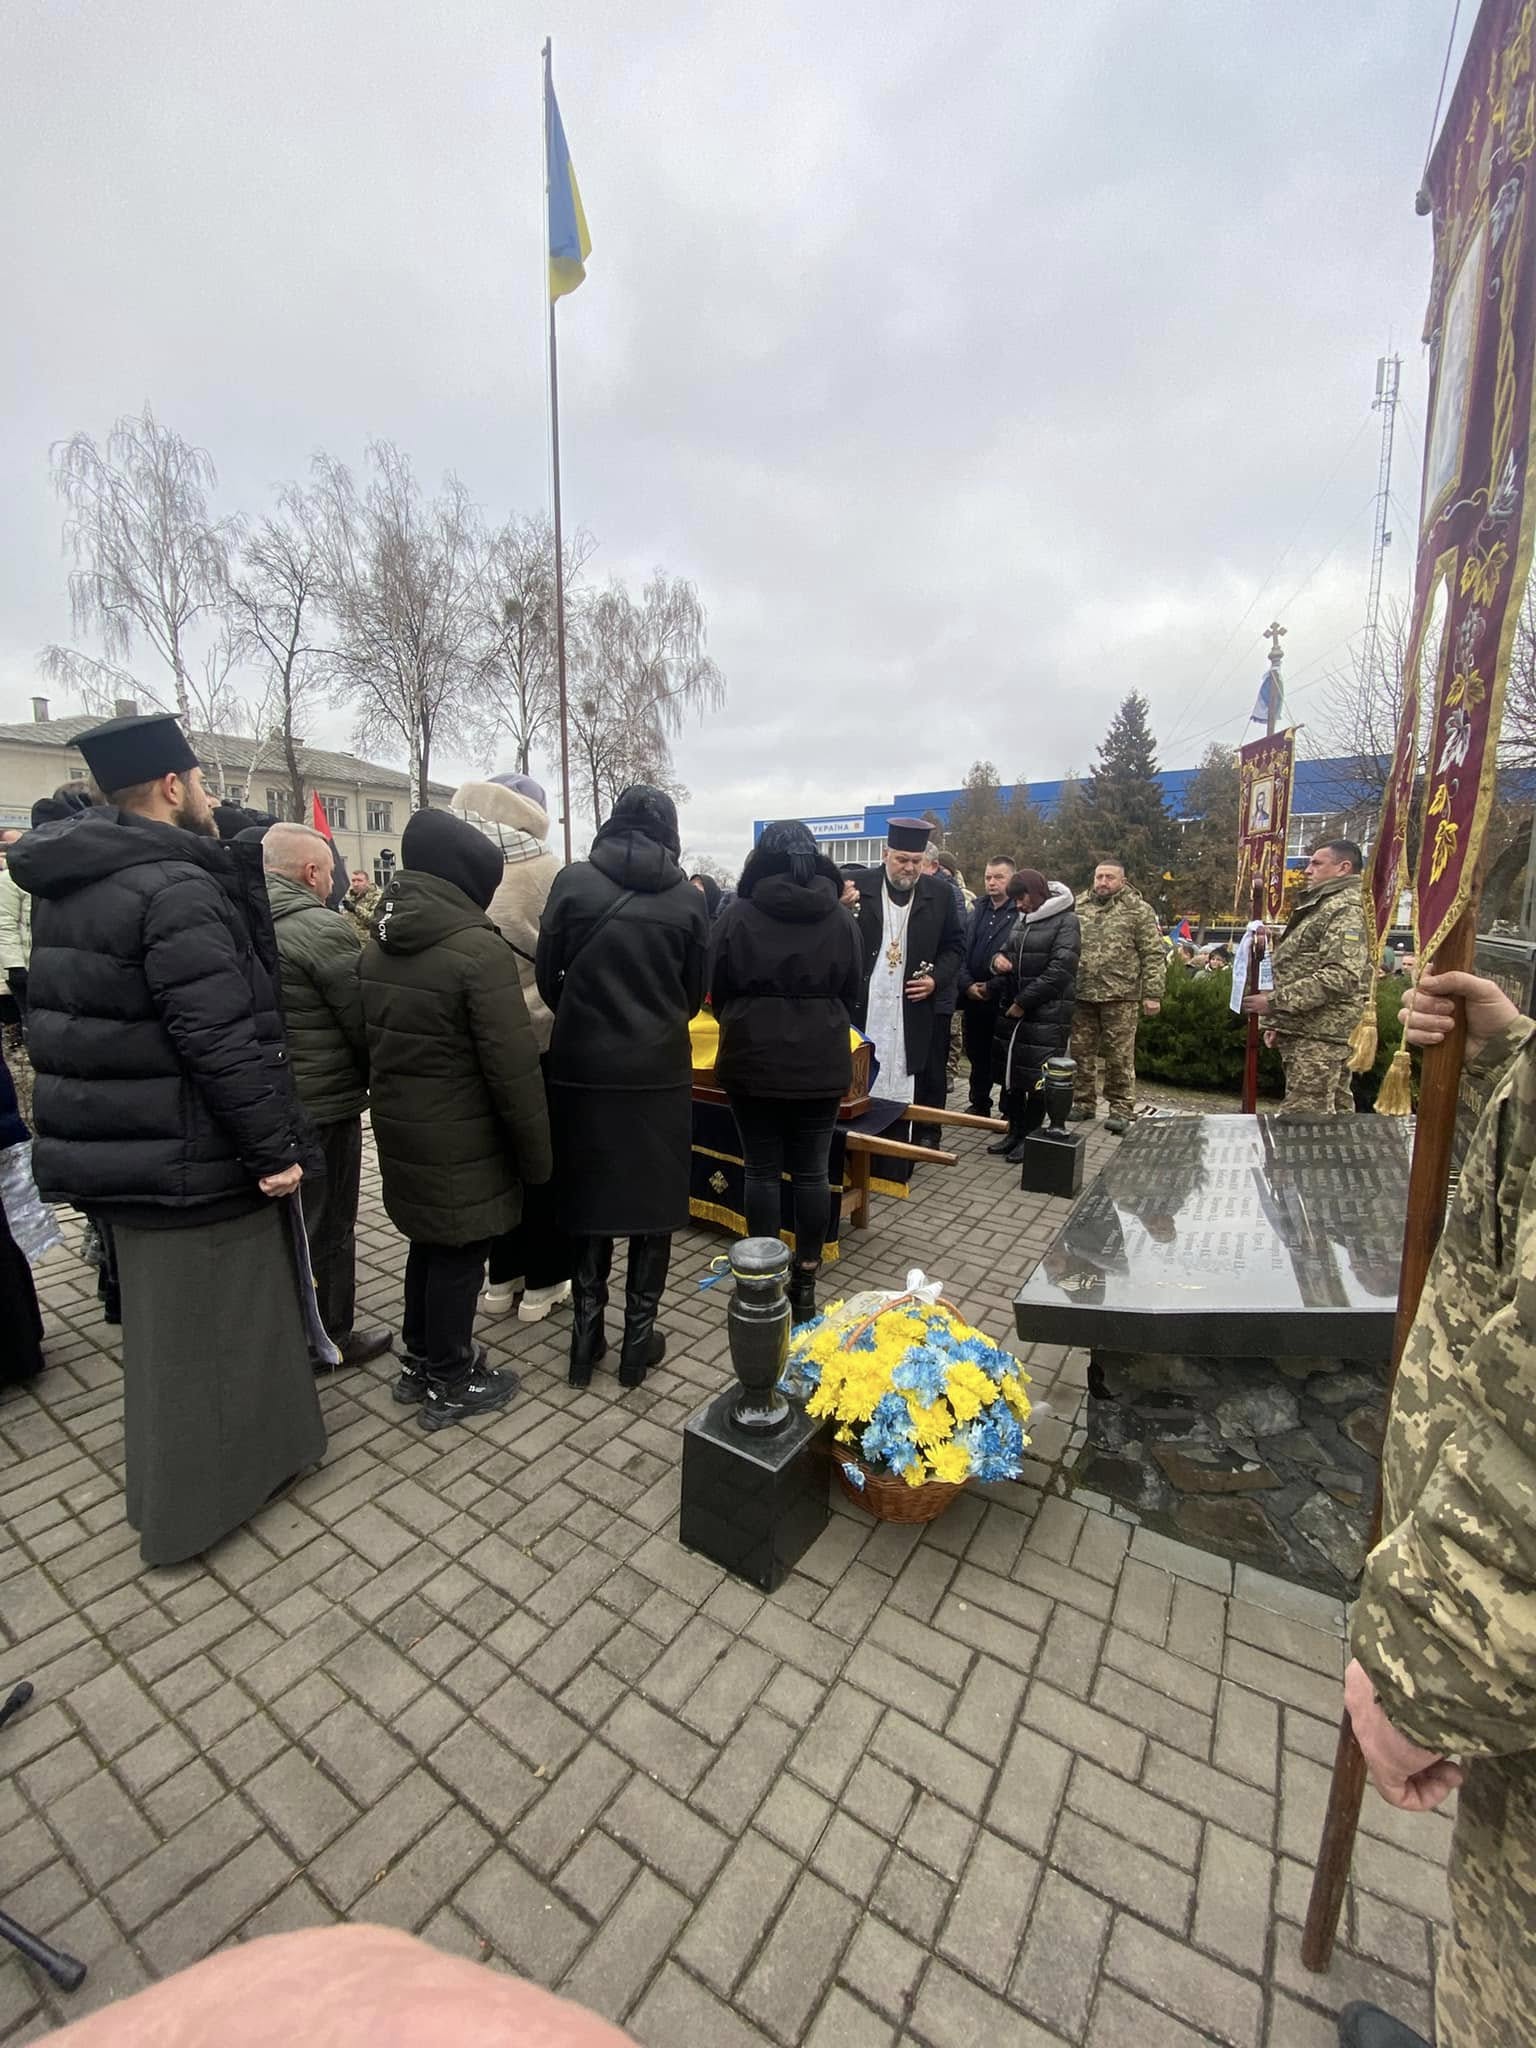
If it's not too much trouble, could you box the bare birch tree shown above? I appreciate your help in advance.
[228,491,331,820]
[567,572,725,829]
[468,513,596,777]
[43,408,238,725]
[310,443,483,810]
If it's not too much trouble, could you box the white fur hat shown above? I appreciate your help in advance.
[450,772,550,844]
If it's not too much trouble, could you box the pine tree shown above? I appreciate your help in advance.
[1086,691,1180,905]
[1042,772,1101,892]
[1004,777,1051,871]
[943,761,1010,894]
[1168,743,1241,924]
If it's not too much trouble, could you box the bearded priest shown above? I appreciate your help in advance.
[850,818,965,1138]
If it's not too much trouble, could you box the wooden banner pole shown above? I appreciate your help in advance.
[1300,900,1477,1970]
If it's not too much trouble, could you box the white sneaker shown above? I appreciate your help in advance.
[480,1281,522,1317]
[518,1278,573,1323]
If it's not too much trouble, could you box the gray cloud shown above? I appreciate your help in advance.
[1,1,1461,863]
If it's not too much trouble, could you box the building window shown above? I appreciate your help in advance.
[321,795,348,831]
[265,788,293,821]
[225,784,245,806]
[67,766,86,782]
[1286,813,1324,857]
[366,800,393,833]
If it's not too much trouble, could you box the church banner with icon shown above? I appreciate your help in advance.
[1410,0,1536,959]
[1234,730,1296,919]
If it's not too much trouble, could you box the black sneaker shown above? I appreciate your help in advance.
[1336,2005,1431,2048]
[394,1344,486,1406]
[392,1354,429,1404]
[420,1362,520,1432]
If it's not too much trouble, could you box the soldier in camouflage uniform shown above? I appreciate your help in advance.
[1068,860,1165,1134]
[1337,967,1536,2048]
[341,871,381,940]
[1243,839,1368,1117]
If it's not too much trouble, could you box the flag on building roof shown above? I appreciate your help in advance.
[546,82,591,301]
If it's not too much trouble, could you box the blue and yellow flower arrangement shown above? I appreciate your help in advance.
[786,1277,1031,1502]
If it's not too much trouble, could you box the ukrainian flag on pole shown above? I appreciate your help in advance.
[546,77,591,301]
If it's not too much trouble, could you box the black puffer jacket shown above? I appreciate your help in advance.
[709,862,865,1099]
[11,807,312,1220]
[536,828,709,1091]
[993,882,1082,1089]
[360,870,552,1244]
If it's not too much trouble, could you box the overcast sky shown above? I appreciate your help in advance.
[1,2,1467,863]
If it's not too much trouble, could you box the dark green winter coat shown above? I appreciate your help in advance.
[266,872,369,1125]
[359,870,552,1244]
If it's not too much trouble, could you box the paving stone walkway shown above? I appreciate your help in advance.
[0,1116,1451,2045]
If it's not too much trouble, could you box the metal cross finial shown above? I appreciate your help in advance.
[1263,620,1287,664]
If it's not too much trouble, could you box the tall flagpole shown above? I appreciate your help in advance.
[543,37,575,866]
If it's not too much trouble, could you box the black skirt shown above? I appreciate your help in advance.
[549,1081,692,1238]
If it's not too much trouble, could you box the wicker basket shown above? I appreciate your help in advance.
[833,1448,965,1524]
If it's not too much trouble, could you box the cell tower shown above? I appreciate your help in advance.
[1361,353,1401,696]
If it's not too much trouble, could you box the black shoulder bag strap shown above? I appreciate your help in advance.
[557,888,636,985]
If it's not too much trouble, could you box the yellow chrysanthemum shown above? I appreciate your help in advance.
[927,1440,971,1485]
[944,1359,996,1423]
[997,1373,1033,1421]
[903,1394,954,1448]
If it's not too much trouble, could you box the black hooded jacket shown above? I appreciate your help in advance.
[359,868,551,1244]
[10,806,313,1221]
[709,861,864,1098]
[536,827,709,1092]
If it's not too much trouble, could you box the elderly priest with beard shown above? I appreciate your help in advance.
[10,713,325,1568]
[851,818,965,1139]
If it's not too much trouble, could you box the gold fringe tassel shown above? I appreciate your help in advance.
[1346,1002,1378,1075]
[1373,1046,1414,1116]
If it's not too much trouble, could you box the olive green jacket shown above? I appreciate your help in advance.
[1268,873,1368,1045]
[360,870,551,1244]
[1072,883,1164,1005]
[1352,1017,1536,1760]
[266,872,369,1125]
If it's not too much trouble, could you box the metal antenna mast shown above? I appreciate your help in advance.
[1361,352,1401,698]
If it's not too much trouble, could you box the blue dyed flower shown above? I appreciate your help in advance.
[860,1391,919,1471]
[892,1345,949,1407]
[958,1406,1026,1483]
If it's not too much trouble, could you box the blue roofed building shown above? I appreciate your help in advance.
[758,757,1390,871]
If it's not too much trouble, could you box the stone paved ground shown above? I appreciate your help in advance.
[0,1115,1452,2046]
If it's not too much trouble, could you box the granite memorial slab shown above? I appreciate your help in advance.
[1014,1114,1412,1360]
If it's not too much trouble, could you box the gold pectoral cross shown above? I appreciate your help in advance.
[886,939,903,968]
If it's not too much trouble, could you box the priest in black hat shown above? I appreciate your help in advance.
[8,712,327,1568]
[849,817,966,1138]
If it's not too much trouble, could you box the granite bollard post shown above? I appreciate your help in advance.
[678,1237,830,1591]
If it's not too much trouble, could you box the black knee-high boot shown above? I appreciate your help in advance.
[619,1235,671,1387]
[569,1237,613,1388]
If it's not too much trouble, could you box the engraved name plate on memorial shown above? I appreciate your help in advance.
[1013,1115,1412,1359]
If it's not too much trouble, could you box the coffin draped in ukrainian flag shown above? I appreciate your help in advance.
[688,1017,873,1255]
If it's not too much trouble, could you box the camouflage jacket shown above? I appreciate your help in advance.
[341,881,381,940]
[1072,884,1164,1005]
[1352,1015,1536,1758]
[1268,873,1368,1044]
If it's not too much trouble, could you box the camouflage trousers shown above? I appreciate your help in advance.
[1070,998,1139,1120]
[1436,1754,1536,2048]
[1276,1036,1353,1117]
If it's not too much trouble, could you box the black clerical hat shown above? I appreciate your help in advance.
[886,817,929,852]
[76,713,199,793]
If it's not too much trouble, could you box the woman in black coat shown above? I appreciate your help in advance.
[536,786,709,1391]
[710,821,865,1324]
[988,869,1082,1162]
